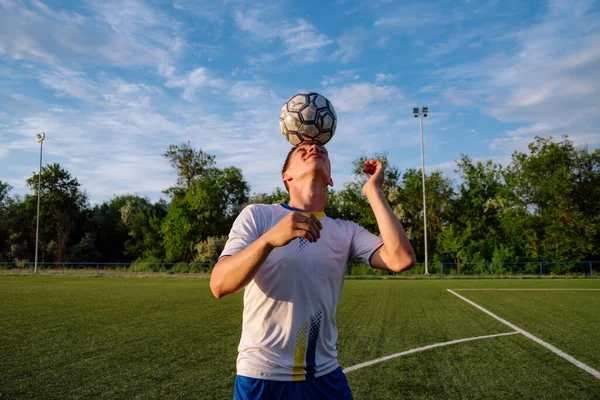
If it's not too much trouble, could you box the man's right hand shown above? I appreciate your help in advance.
[264,212,323,247]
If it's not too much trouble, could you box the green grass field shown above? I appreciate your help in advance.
[2,276,600,399]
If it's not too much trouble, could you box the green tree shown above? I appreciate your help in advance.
[394,169,455,264]
[69,232,100,261]
[24,164,89,262]
[0,181,11,206]
[162,142,216,198]
[194,236,228,264]
[161,149,250,262]
[248,188,290,205]
[503,136,600,262]
[120,197,167,262]
[89,195,167,263]
[435,157,505,271]
[161,199,195,262]
[90,196,133,262]
[0,182,14,261]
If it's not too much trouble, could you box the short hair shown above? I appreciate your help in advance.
[281,147,296,192]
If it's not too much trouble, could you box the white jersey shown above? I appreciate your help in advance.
[220,203,383,381]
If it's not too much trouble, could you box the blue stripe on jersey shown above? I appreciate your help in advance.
[368,243,384,267]
[305,309,323,379]
[281,202,302,211]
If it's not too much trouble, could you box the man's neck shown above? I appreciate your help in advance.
[287,180,327,212]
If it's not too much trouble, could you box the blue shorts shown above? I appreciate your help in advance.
[233,367,353,400]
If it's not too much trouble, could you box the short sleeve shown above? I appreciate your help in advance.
[219,205,265,259]
[349,222,384,267]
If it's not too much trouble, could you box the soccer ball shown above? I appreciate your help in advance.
[279,92,337,146]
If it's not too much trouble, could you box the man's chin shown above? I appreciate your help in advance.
[295,168,331,184]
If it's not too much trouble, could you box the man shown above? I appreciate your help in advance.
[210,142,415,399]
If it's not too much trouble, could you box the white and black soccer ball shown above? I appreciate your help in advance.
[279,92,337,146]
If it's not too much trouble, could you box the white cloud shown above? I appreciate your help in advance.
[426,160,456,172]
[333,27,367,64]
[279,20,333,61]
[374,9,454,30]
[39,68,99,102]
[87,154,174,197]
[233,9,278,42]
[233,8,333,63]
[321,70,360,87]
[441,87,479,107]
[1,104,188,203]
[247,53,278,66]
[377,36,390,48]
[0,0,183,73]
[434,0,600,155]
[427,155,512,174]
[165,68,227,101]
[375,73,395,83]
[328,83,402,112]
[228,81,281,105]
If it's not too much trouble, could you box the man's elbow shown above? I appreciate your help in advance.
[392,255,416,273]
[210,277,227,299]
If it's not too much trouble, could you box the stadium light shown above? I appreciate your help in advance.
[413,108,429,275]
[34,132,45,274]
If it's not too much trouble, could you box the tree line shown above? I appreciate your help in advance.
[0,136,598,270]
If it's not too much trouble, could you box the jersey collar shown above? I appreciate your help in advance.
[281,202,326,219]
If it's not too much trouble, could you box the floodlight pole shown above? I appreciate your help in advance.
[415,108,429,275]
[34,133,45,274]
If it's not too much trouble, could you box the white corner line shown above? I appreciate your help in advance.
[453,288,600,291]
[343,331,519,374]
[447,289,600,380]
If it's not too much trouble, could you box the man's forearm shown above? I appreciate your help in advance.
[365,186,416,271]
[210,236,274,298]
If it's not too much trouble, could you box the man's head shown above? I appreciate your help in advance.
[281,142,333,192]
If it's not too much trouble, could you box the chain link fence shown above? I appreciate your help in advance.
[347,261,600,277]
[0,262,212,276]
[1,261,599,277]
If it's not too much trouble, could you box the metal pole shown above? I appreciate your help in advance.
[34,134,44,274]
[419,113,429,275]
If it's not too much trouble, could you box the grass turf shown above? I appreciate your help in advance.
[1,276,599,399]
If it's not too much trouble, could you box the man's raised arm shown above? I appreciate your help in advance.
[361,160,416,273]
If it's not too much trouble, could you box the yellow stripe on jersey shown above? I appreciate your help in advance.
[311,211,325,219]
[311,211,325,230]
[292,321,309,381]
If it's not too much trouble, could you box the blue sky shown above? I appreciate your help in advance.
[1,0,599,204]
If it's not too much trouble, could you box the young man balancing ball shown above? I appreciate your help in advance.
[210,141,416,400]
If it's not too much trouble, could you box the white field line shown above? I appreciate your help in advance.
[343,332,518,374]
[447,289,600,380]
[453,288,600,291]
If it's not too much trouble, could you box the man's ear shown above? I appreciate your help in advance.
[282,171,293,186]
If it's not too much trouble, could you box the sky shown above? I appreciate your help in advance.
[1,0,599,204]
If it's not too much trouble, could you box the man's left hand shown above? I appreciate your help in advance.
[362,159,384,194]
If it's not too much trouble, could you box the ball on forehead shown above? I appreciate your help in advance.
[279,92,337,147]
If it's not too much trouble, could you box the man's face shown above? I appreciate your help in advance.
[282,142,333,188]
